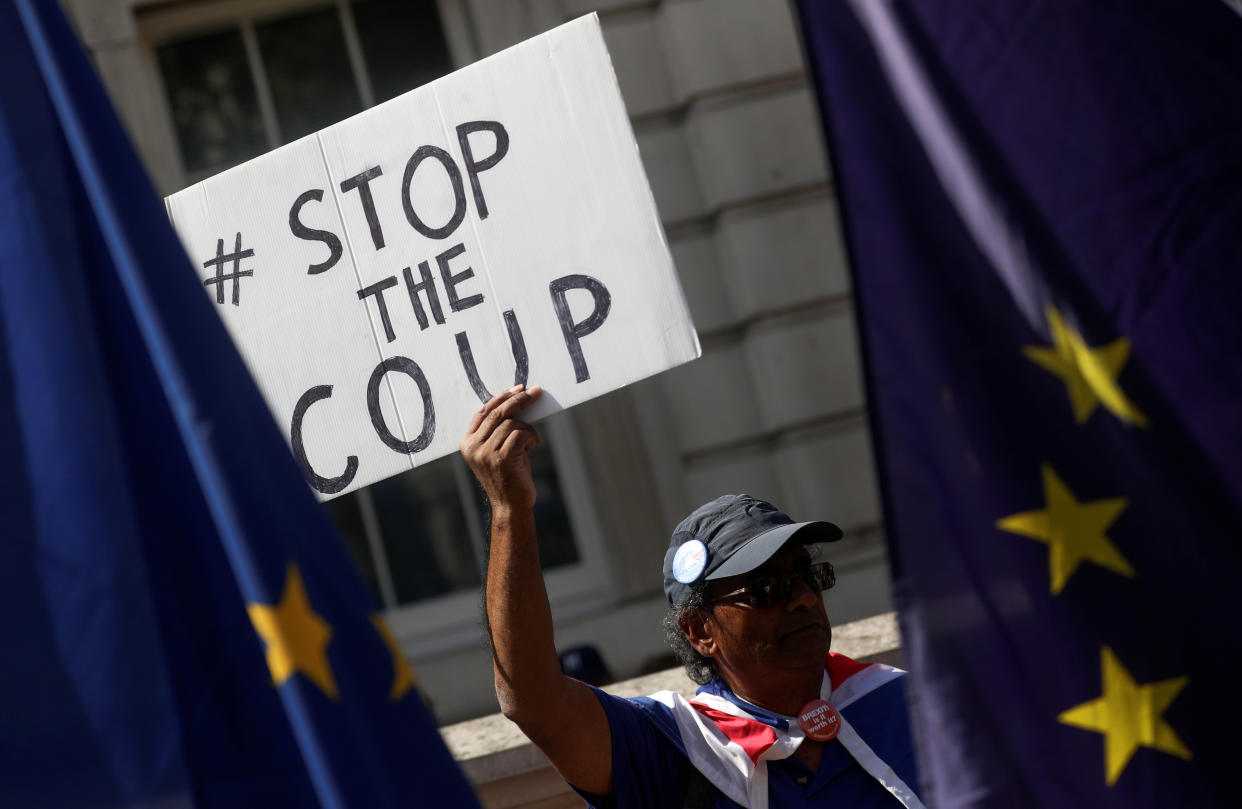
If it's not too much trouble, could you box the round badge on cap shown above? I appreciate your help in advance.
[797,699,841,742]
[671,539,709,584]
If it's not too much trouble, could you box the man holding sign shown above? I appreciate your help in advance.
[462,386,922,808]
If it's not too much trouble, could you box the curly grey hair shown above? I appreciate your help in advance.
[661,582,717,685]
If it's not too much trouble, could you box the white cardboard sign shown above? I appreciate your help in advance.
[166,14,700,500]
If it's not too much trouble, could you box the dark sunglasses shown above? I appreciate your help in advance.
[708,561,835,608]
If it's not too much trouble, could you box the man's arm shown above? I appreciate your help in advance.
[460,384,613,795]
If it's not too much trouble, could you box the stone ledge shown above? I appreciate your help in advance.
[441,611,902,785]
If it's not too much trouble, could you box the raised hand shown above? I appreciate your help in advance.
[460,384,543,512]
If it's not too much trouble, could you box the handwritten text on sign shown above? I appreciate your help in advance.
[166,15,700,499]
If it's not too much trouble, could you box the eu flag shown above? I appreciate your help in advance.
[795,0,1242,806]
[0,1,480,806]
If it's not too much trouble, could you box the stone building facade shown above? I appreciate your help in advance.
[65,0,892,724]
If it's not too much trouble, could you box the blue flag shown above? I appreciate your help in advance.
[0,2,480,806]
[796,0,1242,806]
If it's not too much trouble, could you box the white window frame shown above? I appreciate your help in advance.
[381,413,615,657]
[138,0,478,185]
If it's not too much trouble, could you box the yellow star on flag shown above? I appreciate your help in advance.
[371,614,418,701]
[248,564,338,699]
[995,464,1134,594]
[1058,647,1192,786]
[1022,305,1148,427]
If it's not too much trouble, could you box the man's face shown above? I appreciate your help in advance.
[698,541,833,684]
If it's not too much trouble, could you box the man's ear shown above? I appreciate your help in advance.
[678,608,716,658]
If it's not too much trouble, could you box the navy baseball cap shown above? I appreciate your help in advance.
[663,494,843,605]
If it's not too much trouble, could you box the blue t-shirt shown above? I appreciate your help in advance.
[575,677,919,808]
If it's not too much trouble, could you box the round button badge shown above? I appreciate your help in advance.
[672,539,708,583]
[797,699,841,742]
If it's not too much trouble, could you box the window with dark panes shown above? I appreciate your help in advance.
[156,28,267,174]
[254,7,361,143]
[154,0,455,178]
[149,0,590,619]
[327,442,579,609]
[352,0,454,105]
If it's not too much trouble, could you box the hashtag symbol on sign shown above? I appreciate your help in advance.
[202,232,255,306]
